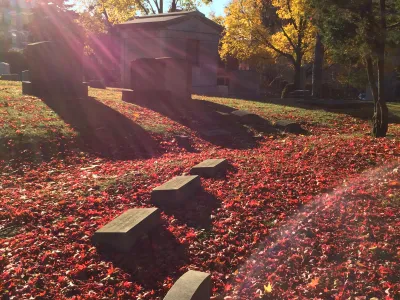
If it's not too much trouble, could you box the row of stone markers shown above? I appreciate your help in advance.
[92,158,228,299]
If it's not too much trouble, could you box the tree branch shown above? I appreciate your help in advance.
[387,21,400,29]
[277,20,296,51]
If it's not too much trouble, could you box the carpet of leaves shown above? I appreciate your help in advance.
[1,87,400,299]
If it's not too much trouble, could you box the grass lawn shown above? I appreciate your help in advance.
[1,81,399,299]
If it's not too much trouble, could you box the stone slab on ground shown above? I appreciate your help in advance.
[163,270,211,300]
[190,159,228,177]
[151,176,201,206]
[92,208,160,252]
[275,120,304,134]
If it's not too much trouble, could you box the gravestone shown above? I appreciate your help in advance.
[288,90,311,99]
[0,74,19,81]
[175,135,191,149]
[217,85,229,97]
[151,176,201,206]
[88,79,106,89]
[158,57,192,101]
[123,58,170,103]
[275,120,304,134]
[124,57,192,103]
[23,41,88,98]
[190,159,228,177]
[21,70,30,82]
[164,270,211,300]
[131,58,166,91]
[231,109,264,125]
[92,208,160,252]
[0,62,10,75]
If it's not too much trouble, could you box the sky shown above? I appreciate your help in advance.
[197,0,230,17]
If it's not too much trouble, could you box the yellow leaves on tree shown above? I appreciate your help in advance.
[220,0,316,88]
[220,0,270,63]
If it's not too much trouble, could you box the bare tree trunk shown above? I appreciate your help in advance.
[366,56,378,100]
[372,0,389,137]
[170,0,177,12]
[159,0,163,13]
[312,33,324,98]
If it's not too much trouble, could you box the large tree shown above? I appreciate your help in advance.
[310,0,400,137]
[220,0,316,89]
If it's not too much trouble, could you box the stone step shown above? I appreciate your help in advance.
[163,270,211,300]
[92,208,160,252]
[190,159,228,177]
[151,175,201,206]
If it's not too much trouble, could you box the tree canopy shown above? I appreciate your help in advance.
[309,0,400,137]
[220,0,316,88]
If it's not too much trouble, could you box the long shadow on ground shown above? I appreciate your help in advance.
[159,190,221,230]
[124,95,278,150]
[41,95,160,160]
[98,225,188,292]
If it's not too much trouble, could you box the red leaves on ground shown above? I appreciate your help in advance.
[1,91,400,299]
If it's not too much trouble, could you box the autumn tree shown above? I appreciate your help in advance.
[220,0,316,89]
[310,0,400,137]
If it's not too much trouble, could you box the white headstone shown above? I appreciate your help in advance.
[0,62,10,75]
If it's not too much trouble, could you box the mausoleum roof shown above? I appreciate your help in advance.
[117,10,223,32]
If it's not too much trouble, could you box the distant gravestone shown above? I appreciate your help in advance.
[92,208,160,252]
[23,41,88,97]
[21,70,30,82]
[190,159,228,177]
[88,79,106,89]
[164,270,211,300]
[151,176,201,206]
[0,62,10,75]
[229,70,260,98]
[0,74,19,81]
[217,85,229,97]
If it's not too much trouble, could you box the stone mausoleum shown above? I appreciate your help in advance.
[117,10,222,95]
